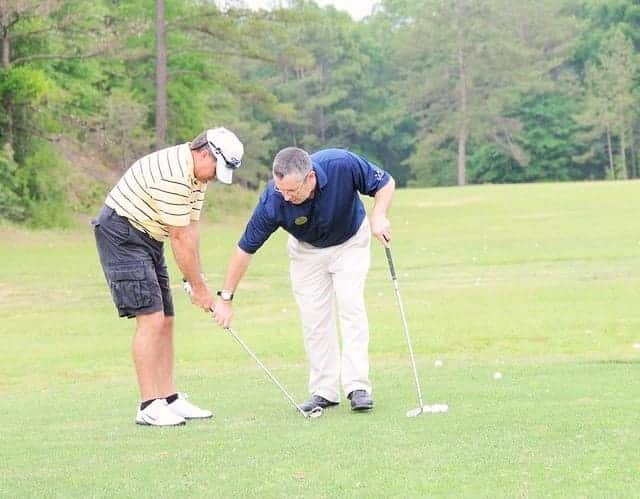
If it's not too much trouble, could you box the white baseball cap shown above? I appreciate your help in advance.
[205,127,244,184]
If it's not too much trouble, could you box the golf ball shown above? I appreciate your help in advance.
[493,372,503,380]
[434,359,443,367]
[633,342,640,350]
[420,404,448,414]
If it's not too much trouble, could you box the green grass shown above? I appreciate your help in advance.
[2,180,640,497]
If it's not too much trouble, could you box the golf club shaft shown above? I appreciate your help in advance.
[181,278,308,417]
[384,246,425,409]
[222,325,308,417]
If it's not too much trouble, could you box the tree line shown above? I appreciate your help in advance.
[0,0,638,225]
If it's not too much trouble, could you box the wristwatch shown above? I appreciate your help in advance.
[217,290,234,302]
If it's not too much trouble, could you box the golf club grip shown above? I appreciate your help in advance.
[384,246,397,280]
[182,278,192,296]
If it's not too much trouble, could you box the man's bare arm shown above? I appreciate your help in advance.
[212,246,254,327]
[168,222,212,310]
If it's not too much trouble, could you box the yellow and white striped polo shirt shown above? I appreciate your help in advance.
[105,143,207,241]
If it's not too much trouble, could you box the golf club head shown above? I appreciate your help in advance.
[406,404,449,417]
[305,406,323,419]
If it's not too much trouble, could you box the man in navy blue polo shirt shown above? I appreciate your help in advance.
[212,147,395,412]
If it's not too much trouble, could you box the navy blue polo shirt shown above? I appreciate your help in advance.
[238,149,391,254]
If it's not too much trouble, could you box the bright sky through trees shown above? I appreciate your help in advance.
[236,0,377,20]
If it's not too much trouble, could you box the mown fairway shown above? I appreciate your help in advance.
[1,181,639,498]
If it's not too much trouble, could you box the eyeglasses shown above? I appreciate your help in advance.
[209,142,241,170]
[274,172,310,196]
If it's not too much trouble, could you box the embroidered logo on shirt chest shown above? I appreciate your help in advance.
[294,216,308,226]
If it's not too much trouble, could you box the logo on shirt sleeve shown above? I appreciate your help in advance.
[294,216,308,226]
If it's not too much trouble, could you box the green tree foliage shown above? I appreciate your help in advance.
[574,28,637,179]
[2,0,640,226]
[0,64,67,224]
[0,143,25,221]
[248,1,415,183]
[143,0,279,185]
[386,0,580,186]
[469,94,592,183]
[0,0,134,225]
[571,0,640,69]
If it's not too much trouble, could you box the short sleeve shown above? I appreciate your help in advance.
[238,191,280,254]
[345,151,390,196]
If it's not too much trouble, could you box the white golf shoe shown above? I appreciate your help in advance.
[135,399,186,427]
[167,393,213,420]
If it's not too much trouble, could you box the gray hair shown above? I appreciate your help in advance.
[272,147,312,180]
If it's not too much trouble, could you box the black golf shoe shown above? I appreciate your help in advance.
[299,395,339,412]
[348,390,374,411]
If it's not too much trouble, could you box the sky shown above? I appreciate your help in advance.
[232,0,378,21]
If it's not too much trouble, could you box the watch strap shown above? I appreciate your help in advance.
[217,290,234,301]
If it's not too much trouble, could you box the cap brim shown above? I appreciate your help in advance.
[215,153,234,184]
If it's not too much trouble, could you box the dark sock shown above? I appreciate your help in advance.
[140,399,156,411]
[165,393,179,404]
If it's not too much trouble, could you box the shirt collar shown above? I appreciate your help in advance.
[312,160,328,190]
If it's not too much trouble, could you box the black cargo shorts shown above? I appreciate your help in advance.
[92,206,174,318]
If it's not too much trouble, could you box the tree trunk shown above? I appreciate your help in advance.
[458,126,467,186]
[618,129,628,179]
[1,25,14,149]
[1,26,9,68]
[155,0,167,148]
[319,107,326,143]
[629,127,637,179]
[606,127,614,179]
[456,44,467,186]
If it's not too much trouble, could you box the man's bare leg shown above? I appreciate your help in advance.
[156,315,176,398]
[132,311,166,401]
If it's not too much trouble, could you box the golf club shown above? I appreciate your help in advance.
[182,279,322,419]
[383,244,448,417]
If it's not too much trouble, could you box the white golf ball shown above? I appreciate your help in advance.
[423,404,448,413]
[434,359,443,367]
[493,372,503,380]
[633,342,640,350]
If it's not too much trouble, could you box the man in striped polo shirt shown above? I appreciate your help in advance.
[92,127,244,427]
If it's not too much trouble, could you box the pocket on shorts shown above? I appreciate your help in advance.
[108,265,152,311]
[108,215,131,245]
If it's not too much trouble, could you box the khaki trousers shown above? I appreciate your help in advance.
[288,218,372,403]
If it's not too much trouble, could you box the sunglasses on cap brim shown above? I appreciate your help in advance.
[208,142,241,170]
